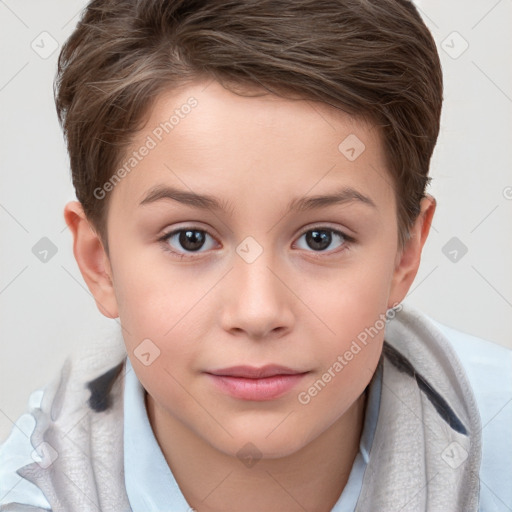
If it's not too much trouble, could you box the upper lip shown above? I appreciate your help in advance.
[206,365,307,379]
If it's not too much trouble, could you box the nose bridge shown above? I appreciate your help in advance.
[233,244,282,308]
[220,240,293,337]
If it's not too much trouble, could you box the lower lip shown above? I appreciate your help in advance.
[206,373,307,401]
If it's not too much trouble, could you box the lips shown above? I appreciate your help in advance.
[207,365,305,379]
[205,365,309,401]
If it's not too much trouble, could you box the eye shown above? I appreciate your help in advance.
[158,225,353,259]
[294,227,353,253]
[159,228,218,257]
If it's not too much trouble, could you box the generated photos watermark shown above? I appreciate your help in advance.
[93,96,198,200]
[297,303,402,405]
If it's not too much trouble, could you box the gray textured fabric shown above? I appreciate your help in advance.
[10,303,481,511]
[355,306,482,511]
[15,335,132,512]
[0,505,52,512]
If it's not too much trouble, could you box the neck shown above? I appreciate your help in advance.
[146,390,367,512]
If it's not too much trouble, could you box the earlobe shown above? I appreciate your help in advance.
[387,194,436,308]
[63,201,119,319]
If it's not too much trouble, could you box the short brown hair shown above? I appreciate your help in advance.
[54,0,443,256]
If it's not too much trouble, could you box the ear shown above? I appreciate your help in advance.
[388,194,436,308]
[63,201,119,319]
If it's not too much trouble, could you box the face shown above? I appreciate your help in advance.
[99,79,407,458]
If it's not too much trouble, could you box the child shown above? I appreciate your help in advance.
[1,0,511,511]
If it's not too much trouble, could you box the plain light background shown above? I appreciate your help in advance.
[1,0,511,443]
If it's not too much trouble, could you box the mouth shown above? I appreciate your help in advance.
[207,364,306,379]
[204,365,309,401]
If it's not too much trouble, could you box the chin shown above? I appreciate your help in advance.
[209,420,315,461]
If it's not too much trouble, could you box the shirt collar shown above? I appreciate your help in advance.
[123,356,192,511]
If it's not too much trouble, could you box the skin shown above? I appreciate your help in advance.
[64,79,435,512]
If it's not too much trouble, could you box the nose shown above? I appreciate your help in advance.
[219,250,295,340]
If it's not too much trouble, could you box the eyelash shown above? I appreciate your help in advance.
[157,226,355,260]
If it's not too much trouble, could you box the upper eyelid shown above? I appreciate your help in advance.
[161,224,350,239]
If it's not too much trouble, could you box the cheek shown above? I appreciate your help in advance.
[299,250,395,341]
[295,244,394,399]
[310,284,387,401]
[295,336,382,446]
[111,243,216,339]
[112,256,217,402]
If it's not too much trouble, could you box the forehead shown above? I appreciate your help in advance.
[107,79,394,220]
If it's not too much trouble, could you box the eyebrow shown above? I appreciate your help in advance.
[139,184,377,212]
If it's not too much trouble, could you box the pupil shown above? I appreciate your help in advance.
[179,230,205,251]
[306,230,331,251]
